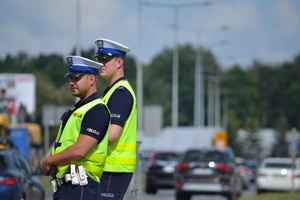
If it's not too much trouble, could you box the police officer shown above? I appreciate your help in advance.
[94,38,137,199]
[42,56,111,200]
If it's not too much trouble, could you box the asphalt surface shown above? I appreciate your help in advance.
[45,182,257,200]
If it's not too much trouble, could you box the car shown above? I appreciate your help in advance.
[141,149,155,173]
[174,147,243,200]
[245,160,259,182]
[256,157,300,193]
[0,138,45,200]
[235,157,250,189]
[145,151,180,194]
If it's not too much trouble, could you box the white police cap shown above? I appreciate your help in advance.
[94,38,130,59]
[65,56,103,77]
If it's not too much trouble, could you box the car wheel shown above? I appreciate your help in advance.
[176,191,191,200]
[257,188,264,194]
[21,193,26,200]
[145,183,157,194]
[226,192,237,200]
[40,191,45,200]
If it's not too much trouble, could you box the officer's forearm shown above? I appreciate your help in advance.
[109,124,123,142]
[47,146,85,166]
[50,135,98,165]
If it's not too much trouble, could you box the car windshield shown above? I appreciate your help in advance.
[183,151,226,162]
[265,162,292,168]
[0,155,7,168]
[155,153,179,161]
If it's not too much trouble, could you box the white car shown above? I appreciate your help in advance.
[256,157,300,192]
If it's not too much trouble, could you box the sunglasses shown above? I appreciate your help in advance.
[97,57,115,64]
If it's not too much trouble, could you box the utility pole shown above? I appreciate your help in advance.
[76,0,81,56]
[137,0,143,141]
[192,26,229,128]
[290,128,297,200]
[143,1,211,150]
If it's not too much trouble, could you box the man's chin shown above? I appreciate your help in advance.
[71,92,79,97]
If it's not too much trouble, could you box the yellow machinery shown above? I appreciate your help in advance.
[9,122,43,168]
[22,123,43,167]
[0,113,10,149]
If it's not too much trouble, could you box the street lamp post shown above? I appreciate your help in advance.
[142,1,211,150]
[194,31,203,128]
[173,24,229,130]
[137,0,143,141]
[76,0,81,56]
[193,26,229,128]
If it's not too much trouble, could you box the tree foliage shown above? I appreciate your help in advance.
[1,44,300,159]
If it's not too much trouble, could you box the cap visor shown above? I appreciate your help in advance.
[64,72,85,78]
[93,52,114,59]
[93,53,100,58]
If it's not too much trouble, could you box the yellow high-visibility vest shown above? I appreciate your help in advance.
[102,80,137,172]
[52,99,110,182]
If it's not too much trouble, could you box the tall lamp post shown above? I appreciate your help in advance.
[191,25,229,128]
[75,0,81,103]
[209,54,235,127]
[142,1,211,150]
[76,0,81,56]
[137,0,143,141]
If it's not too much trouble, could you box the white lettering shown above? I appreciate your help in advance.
[101,193,115,198]
[111,114,121,118]
[86,128,100,135]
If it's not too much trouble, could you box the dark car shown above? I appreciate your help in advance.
[235,157,250,189]
[245,160,259,182]
[145,151,180,194]
[141,149,155,173]
[174,147,242,200]
[0,139,45,200]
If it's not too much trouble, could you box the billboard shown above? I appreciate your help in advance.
[0,73,36,122]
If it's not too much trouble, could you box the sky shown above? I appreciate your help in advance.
[0,0,300,69]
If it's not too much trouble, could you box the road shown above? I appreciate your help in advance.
[45,183,257,200]
[139,183,257,200]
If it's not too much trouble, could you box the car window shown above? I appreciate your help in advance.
[13,151,33,175]
[265,162,292,168]
[205,152,227,162]
[13,152,22,169]
[183,151,226,162]
[0,155,7,168]
[155,153,179,161]
[19,153,33,175]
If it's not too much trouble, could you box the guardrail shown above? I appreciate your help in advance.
[124,141,142,200]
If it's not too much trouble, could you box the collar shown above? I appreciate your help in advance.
[75,92,100,108]
[103,77,127,96]
[110,77,127,89]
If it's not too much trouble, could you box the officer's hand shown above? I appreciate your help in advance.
[48,165,57,176]
[41,158,53,176]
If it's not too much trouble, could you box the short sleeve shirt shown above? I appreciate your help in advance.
[102,77,133,127]
[74,92,110,143]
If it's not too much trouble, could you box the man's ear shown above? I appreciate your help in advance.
[117,58,124,69]
[89,74,96,82]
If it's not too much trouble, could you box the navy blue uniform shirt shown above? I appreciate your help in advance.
[102,77,133,127]
[74,92,110,143]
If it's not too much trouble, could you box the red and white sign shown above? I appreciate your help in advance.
[0,73,36,116]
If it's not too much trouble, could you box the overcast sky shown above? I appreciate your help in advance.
[1,0,299,68]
